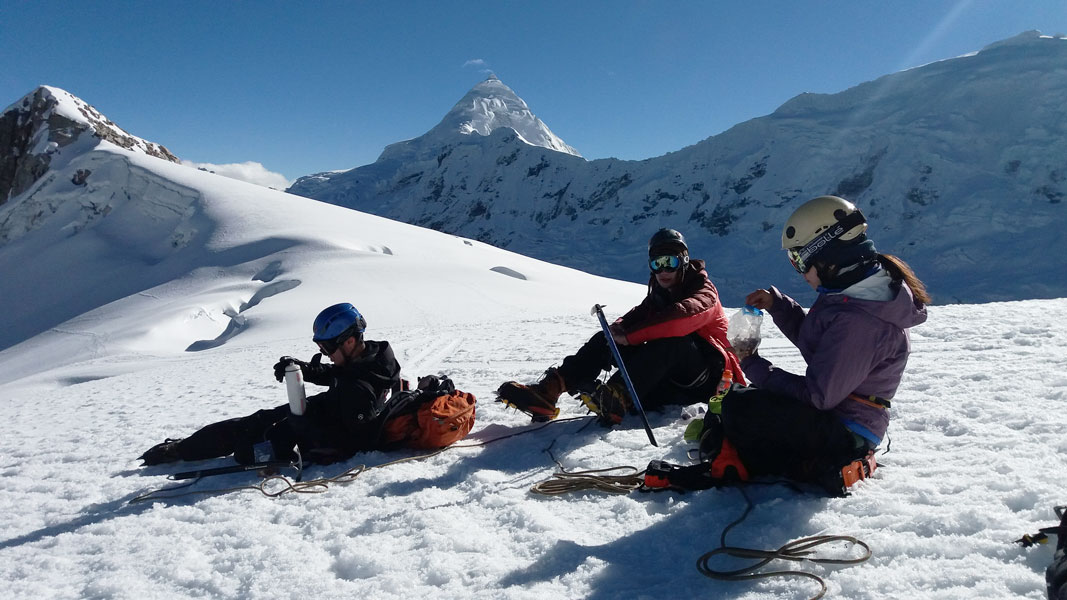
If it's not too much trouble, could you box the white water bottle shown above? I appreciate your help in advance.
[285,363,307,415]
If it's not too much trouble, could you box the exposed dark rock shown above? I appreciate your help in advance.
[0,87,179,206]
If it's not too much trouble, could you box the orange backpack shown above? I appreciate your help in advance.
[378,376,476,449]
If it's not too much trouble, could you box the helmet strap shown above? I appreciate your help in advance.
[793,210,867,268]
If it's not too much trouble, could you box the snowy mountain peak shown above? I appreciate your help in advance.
[0,85,179,204]
[980,29,1066,51]
[289,30,1067,304]
[378,76,580,161]
[445,76,580,154]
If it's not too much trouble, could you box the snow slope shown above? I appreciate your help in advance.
[0,142,1065,599]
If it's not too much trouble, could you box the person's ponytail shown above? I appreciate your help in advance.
[877,254,931,304]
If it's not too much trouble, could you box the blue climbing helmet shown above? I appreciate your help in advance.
[312,303,367,343]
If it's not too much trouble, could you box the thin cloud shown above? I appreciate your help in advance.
[463,58,495,77]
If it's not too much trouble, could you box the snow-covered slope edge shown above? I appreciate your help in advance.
[0,145,641,385]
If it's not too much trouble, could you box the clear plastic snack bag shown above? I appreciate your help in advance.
[727,305,764,357]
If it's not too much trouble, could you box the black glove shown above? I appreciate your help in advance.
[274,354,329,383]
[273,356,306,382]
[301,353,329,383]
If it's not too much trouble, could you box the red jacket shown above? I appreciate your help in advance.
[615,259,746,385]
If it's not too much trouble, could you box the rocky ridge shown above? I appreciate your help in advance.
[0,86,179,205]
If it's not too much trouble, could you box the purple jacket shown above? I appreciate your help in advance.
[740,276,927,443]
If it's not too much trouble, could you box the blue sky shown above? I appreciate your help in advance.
[2,1,1065,182]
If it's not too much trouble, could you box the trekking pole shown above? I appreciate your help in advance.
[591,304,658,447]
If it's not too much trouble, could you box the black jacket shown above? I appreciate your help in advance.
[302,340,402,453]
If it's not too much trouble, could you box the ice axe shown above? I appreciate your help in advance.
[591,304,658,447]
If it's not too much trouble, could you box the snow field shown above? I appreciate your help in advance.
[1,300,1065,599]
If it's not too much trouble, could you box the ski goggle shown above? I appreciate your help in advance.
[649,254,682,273]
[787,247,809,274]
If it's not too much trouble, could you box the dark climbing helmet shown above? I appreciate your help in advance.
[312,303,367,343]
[648,228,688,257]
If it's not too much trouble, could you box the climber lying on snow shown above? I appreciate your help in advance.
[139,303,474,468]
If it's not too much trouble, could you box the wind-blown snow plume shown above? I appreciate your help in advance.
[182,160,292,189]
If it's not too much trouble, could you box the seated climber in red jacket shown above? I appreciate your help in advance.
[497,228,743,425]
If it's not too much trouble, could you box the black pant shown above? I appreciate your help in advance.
[175,393,340,464]
[557,331,725,409]
[721,386,869,479]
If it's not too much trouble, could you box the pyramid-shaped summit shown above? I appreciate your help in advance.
[379,75,580,161]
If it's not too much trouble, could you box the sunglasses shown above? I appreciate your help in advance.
[649,254,682,273]
[316,333,351,355]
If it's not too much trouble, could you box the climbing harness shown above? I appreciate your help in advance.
[848,393,891,410]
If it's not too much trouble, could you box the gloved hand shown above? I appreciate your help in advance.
[274,354,328,383]
[273,356,307,382]
[301,353,327,382]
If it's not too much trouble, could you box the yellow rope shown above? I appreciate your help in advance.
[529,465,644,495]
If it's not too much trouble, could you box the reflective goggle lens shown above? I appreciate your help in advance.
[649,255,681,273]
[787,248,807,274]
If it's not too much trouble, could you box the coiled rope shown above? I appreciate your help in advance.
[529,465,644,495]
[695,486,872,600]
[527,449,872,599]
[528,434,644,495]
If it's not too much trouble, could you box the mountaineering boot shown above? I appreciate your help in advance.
[579,377,631,426]
[708,439,749,482]
[642,447,748,491]
[497,368,566,421]
[697,413,725,462]
[695,414,749,482]
[811,449,879,496]
[138,438,184,466]
[1048,507,1067,600]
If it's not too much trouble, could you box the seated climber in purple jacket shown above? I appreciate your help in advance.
[703,195,929,488]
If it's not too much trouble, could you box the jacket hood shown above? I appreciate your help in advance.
[822,278,928,330]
